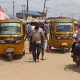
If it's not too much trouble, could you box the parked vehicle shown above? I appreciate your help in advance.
[0,20,26,60]
[48,17,75,53]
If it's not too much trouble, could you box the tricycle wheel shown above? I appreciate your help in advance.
[23,50,25,55]
[63,47,66,54]
[76,62,80,67]
[7,53,13,61]
[49,45,51,50]
[48,43,51,50]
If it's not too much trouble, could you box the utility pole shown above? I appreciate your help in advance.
[45,7,48,19]
[42,0,47,19]
[22,5,26,19]
[61,12,62,17]
[26,0,29,19]
[26,0,29,12]
[22,5,26,14]
[13,0,15,16]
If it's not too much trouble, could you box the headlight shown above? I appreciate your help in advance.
[6,48,14,52]
[69,36,73,39]
[0,40,5,44]
[15,40,23,43]
[68,35,73,39]
[56,36,61,39]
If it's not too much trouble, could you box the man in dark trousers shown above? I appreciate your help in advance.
[30,23,45,62]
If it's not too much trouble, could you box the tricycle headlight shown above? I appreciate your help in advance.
[6,48,14,52]
[69,36,72,39]
[0,40,5,44]
[15,40,23,43]
[56,36,61,39]
[69,35,73,39]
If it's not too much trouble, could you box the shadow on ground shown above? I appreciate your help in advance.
[0,55,8,61]
[64,64,80,73]
[0,55,24,62]
[24,57,47,63]
[46,48,71,54]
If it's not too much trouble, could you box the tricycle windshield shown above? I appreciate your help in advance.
[0,23,21,35]
[56,22,73,32]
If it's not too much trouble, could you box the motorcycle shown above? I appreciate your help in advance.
[71,40,80,66]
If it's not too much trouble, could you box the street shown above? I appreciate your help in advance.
[0,0,80,80]
[0,41,80,80]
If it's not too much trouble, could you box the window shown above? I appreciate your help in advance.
[56,22,73,32]
[0,23,21,35]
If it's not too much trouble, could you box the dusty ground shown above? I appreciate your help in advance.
[0,41,80,80]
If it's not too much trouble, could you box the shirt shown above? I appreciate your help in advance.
[31,28,44,43]
[73,29,80,38]
[73,28,80,41]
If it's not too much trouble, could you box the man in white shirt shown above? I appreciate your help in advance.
[30,23,45,62]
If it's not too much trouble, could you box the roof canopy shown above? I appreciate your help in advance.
[17,10,42,17]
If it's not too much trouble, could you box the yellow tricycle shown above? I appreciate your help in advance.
[48,18,75,53]
[0,20,26,60]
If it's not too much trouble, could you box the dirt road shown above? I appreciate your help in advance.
[0,41,80,80]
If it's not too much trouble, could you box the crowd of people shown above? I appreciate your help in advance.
[26,21,50,62]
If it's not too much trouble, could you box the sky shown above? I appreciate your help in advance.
[0,0,80,19]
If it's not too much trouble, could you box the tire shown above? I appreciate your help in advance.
[68,48,70,51]
[63,47,66,54]
[48,44,51,50]
[7,53,13,61]
[23,50,25,55]
[75,56,80,67]
[76,62,80,67]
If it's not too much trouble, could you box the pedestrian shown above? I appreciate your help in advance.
[39,22,46,60]
[41,34,45,60]
[30,22,45,62]
[40,21,50,59]
[44,21,50,40]
[26,23,32,40]
[28,22,36,53]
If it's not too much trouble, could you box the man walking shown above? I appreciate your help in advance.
[30,23,45,62]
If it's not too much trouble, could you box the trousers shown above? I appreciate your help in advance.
[31,42,41,61]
